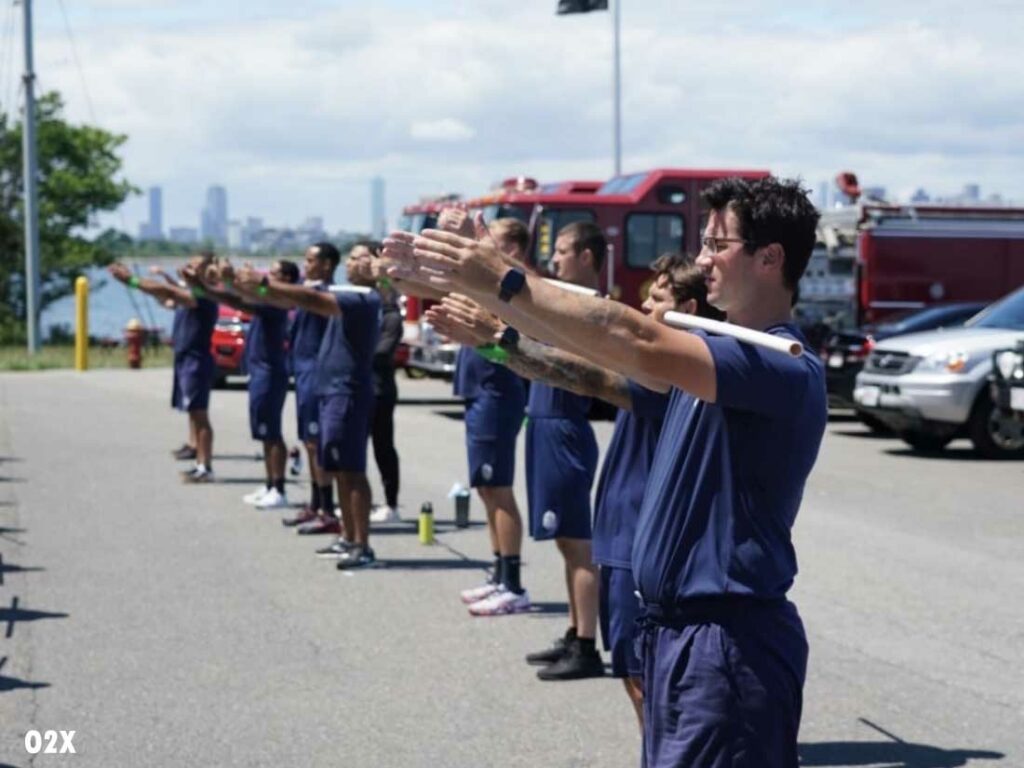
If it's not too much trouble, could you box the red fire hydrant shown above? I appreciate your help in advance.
[125,318,144,369]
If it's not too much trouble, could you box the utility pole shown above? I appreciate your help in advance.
[22,0,41,353]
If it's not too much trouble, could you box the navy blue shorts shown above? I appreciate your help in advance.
[599,566,642,679]
[465,395,523,487]
[525,417,597,541]
[295,370,320,443]
[638,598,808,768]
[171,353,213,412]
[318,393,373,473]
[248,370,287,441]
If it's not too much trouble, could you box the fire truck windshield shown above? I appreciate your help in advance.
[480,204,530,224]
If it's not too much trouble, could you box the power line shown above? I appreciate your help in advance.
[56,0,96,123]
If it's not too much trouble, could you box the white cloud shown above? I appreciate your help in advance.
[409,118,476,142]
[21,0,1024,233]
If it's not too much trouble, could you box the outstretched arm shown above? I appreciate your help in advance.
[400,229,716,401]
[108,262,196,308]
[427,295,632,410]
[234,264,339,317]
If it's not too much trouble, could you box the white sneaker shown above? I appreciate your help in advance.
[460,582,500,605]
[243,486,270,505]
[255,488,289,509]
[468,588,531,617]
[369,505,401,523]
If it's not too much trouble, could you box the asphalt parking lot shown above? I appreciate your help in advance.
[0,369,1020,767]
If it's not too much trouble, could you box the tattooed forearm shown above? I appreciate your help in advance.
[502,335,632,411]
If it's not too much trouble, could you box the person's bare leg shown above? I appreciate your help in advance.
[558,537,598,640]
[477,488,500,555]
[340,471,372,547]
[334,474,353,541]
[487,486,523,557]
[188,415,198,451]
[304,441,322,488]
[268,438,286,484]
[556,541,578,632]
[192,411,213,469]
[623,677,644,731]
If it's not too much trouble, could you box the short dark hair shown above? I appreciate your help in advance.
[700,176,819,305]
[350,239,383,257]
[558,221,607,272]
[491,218,530,255]
[276,259,300,284]
[651,253,724,321]
[311,241,341,270]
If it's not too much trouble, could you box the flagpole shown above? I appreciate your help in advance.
[612,0,622,176]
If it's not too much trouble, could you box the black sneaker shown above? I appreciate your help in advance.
[316,539,354,558]
[172,444,197,460]
[336,546,376,570]
[525,629,575,666]
[536,640,604,681]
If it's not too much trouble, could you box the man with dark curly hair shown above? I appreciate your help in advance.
[389,176,826,767]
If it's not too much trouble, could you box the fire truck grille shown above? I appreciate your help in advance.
[864,351,920,375]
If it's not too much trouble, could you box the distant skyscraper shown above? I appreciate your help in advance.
[910,188,930,204]
[371,176,386,238]
[148,186,163,239]
[962,183,980,203]
[201,185,229,246]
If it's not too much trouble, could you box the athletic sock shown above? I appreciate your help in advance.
[265,479,273,491]
[489,551,502,585]
[319,485,334,515]
[576,636,596,655]
[501,555,523,594]
[310,484,321,511]
[564,626,577,644]
[273,478,285,495]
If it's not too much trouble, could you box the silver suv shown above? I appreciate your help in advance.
[853,286,1024,458]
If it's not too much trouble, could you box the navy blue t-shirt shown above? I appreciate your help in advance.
[632,325,827,605]
[316,289,382,397]
[245,305,289,375]
[453,345,525,402]
[527,380,591,420]
[171,298,217,358]
[592,382,670,569]
[290,290,330,375]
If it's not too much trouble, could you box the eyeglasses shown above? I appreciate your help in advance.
[701,235,750,254]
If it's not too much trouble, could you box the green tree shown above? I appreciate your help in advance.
[0,91,136,343]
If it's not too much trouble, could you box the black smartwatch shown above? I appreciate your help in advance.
[497,325,520,350]
[498,268,526,302]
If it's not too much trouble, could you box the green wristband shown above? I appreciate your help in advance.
[257,284,269,298]
[190,285,206,299]
[223,278,234,290]
[377,276,392,290]
[127,275,140,289]
[475,343,509,365]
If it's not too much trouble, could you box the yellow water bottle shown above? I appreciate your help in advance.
[419,501,435,545]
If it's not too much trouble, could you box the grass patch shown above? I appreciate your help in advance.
[0,345,174,371]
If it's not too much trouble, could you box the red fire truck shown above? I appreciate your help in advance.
[466,168,770,306]
[803,199,1024,348]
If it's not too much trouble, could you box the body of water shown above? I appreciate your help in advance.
[41,257,329,342]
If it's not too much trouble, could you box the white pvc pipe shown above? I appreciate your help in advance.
[663,311,804,358]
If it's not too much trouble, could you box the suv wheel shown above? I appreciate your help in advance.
[855,410,891,434]
[899,430,953,453]
[968,395,1024,459]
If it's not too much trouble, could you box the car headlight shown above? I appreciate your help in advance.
[916,350,972,374]
[995,350,1024,380]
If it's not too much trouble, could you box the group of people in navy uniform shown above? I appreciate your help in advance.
[112,174,827,767]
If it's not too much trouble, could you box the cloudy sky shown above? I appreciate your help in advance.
[6,0,1023,235]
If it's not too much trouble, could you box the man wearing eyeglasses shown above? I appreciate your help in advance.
[387,176,826,768]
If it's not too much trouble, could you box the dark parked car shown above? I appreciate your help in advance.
[822,302,986,412]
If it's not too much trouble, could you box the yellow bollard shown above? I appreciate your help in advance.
[74,275,89,371]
